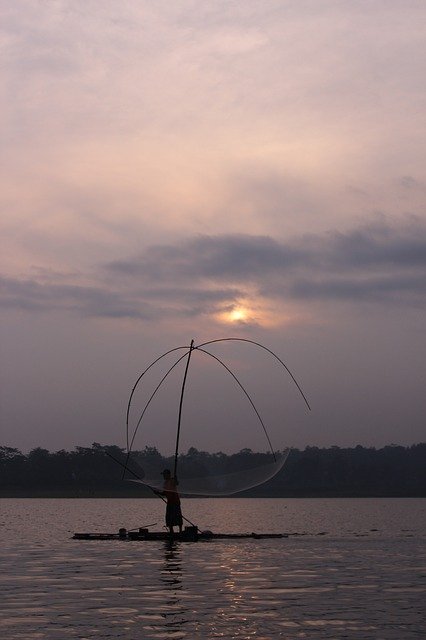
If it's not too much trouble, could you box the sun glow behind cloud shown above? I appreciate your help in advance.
[228,307,249,323]
[214,298,299,330]
[218,304,253,325]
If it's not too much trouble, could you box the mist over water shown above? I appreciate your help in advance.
[1,498,424,639]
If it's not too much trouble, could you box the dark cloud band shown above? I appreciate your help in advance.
[2,218,425,319]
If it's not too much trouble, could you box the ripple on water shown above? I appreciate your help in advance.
[1,499,425,639]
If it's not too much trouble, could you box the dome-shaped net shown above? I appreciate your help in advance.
[123,339,309,497]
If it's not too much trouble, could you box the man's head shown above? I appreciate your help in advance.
[161,469,171,479]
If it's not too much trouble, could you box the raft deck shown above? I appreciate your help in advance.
[73,527,287,542]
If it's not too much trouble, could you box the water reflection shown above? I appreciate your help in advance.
[0,499,424,639]
[158,540,189,637]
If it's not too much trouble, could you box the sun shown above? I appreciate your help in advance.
[214,296,301,328]
[214,297,280,327]
[216,305,253,325]
[228,307,249,323]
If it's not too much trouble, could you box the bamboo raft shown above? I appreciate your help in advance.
[73,526,287,542]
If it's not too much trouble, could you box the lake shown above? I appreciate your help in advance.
[0,498,424,639]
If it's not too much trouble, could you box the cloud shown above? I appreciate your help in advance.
[108,234,304,280]
[108,217,426,280]
[0,274,243,322]
[0,276,154,319]
[102,217,426,313]
[288,273,426,304]
[2,218,425,323]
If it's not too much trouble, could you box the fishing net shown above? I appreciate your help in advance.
[123,339,309,497]
[126,449,290,496]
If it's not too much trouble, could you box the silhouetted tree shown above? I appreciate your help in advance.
[0,442,425,497]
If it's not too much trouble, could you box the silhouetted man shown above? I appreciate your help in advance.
[161,469,183,535]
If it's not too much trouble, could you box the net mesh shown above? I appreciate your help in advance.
[126,449,290,496]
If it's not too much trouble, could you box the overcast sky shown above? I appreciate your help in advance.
[1,1,425,454]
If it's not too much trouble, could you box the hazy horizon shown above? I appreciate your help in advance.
[4,440,425,457]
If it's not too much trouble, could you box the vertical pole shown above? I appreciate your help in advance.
[173,339,195,478]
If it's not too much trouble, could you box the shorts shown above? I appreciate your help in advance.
[166,503,183,528]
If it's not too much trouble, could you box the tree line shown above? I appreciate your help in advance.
[0,442,425,497]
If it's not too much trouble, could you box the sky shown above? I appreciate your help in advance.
[1,0,425,455]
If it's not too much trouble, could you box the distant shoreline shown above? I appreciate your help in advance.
[2,443,425,499]
[1,491,424,499]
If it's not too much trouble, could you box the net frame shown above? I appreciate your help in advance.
[122,338,310,496]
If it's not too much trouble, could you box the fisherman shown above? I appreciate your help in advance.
[161,469,183,535]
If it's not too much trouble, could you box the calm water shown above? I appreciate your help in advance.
[0,498,425,639]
